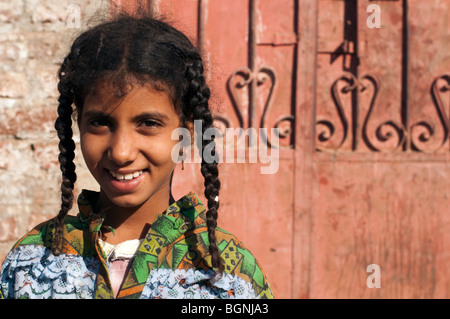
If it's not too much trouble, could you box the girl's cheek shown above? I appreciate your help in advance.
[80,136,102,166]
[149,140,178,167]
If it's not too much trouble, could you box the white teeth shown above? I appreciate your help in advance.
[109,170,143,181]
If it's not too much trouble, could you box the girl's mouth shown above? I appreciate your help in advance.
[105,169,147,192]
[109,169,144,181]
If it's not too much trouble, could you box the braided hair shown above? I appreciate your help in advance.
[52,62,76,255]
[51,15,222,270]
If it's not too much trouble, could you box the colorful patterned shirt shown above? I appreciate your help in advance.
[0,190,274,299]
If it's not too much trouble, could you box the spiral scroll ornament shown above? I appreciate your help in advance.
[315,73,356,152]
[316,72,407,152]
[361,74,406,152]
[214,65,294,149]
[410,74,450,152]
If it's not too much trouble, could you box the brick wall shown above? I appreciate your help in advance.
[0,0,106,262]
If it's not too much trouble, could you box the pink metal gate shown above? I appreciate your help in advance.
[118,0,450,298]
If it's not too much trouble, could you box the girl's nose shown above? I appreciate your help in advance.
[107,129,138,166]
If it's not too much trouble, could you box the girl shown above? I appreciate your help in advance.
[0,14,273,299]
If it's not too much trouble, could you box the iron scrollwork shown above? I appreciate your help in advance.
[315,73,355,151]
[410,74,450,152]
[316,73,450,153]
[216,65,294,149]
[259,66,295,149]
[361,74,406,152]
[316,72,407,152]
[212,0,294,149]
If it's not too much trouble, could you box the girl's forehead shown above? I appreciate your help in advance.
[85,80,133,105]
[82,80,178,118]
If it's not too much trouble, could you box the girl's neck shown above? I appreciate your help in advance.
[96,189,175,245]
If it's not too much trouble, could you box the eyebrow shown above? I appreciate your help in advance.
[82,111,171,122]
[133,112,170,122]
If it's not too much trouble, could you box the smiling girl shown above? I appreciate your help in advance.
[0,14,273,299]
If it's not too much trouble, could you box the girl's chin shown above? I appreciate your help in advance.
[100,191,148,209]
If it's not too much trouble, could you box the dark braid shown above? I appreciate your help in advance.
[185,59,222,271]
[51,59,77,256]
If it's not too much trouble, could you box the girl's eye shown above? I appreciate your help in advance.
[89,118,111,127]
[139,119,161,128]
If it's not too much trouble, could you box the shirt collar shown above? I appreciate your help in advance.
[76,189,207,242]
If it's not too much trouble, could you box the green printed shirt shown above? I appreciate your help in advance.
[0,190,274,299]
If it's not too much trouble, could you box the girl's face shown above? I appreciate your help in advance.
[79,81,181,210]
